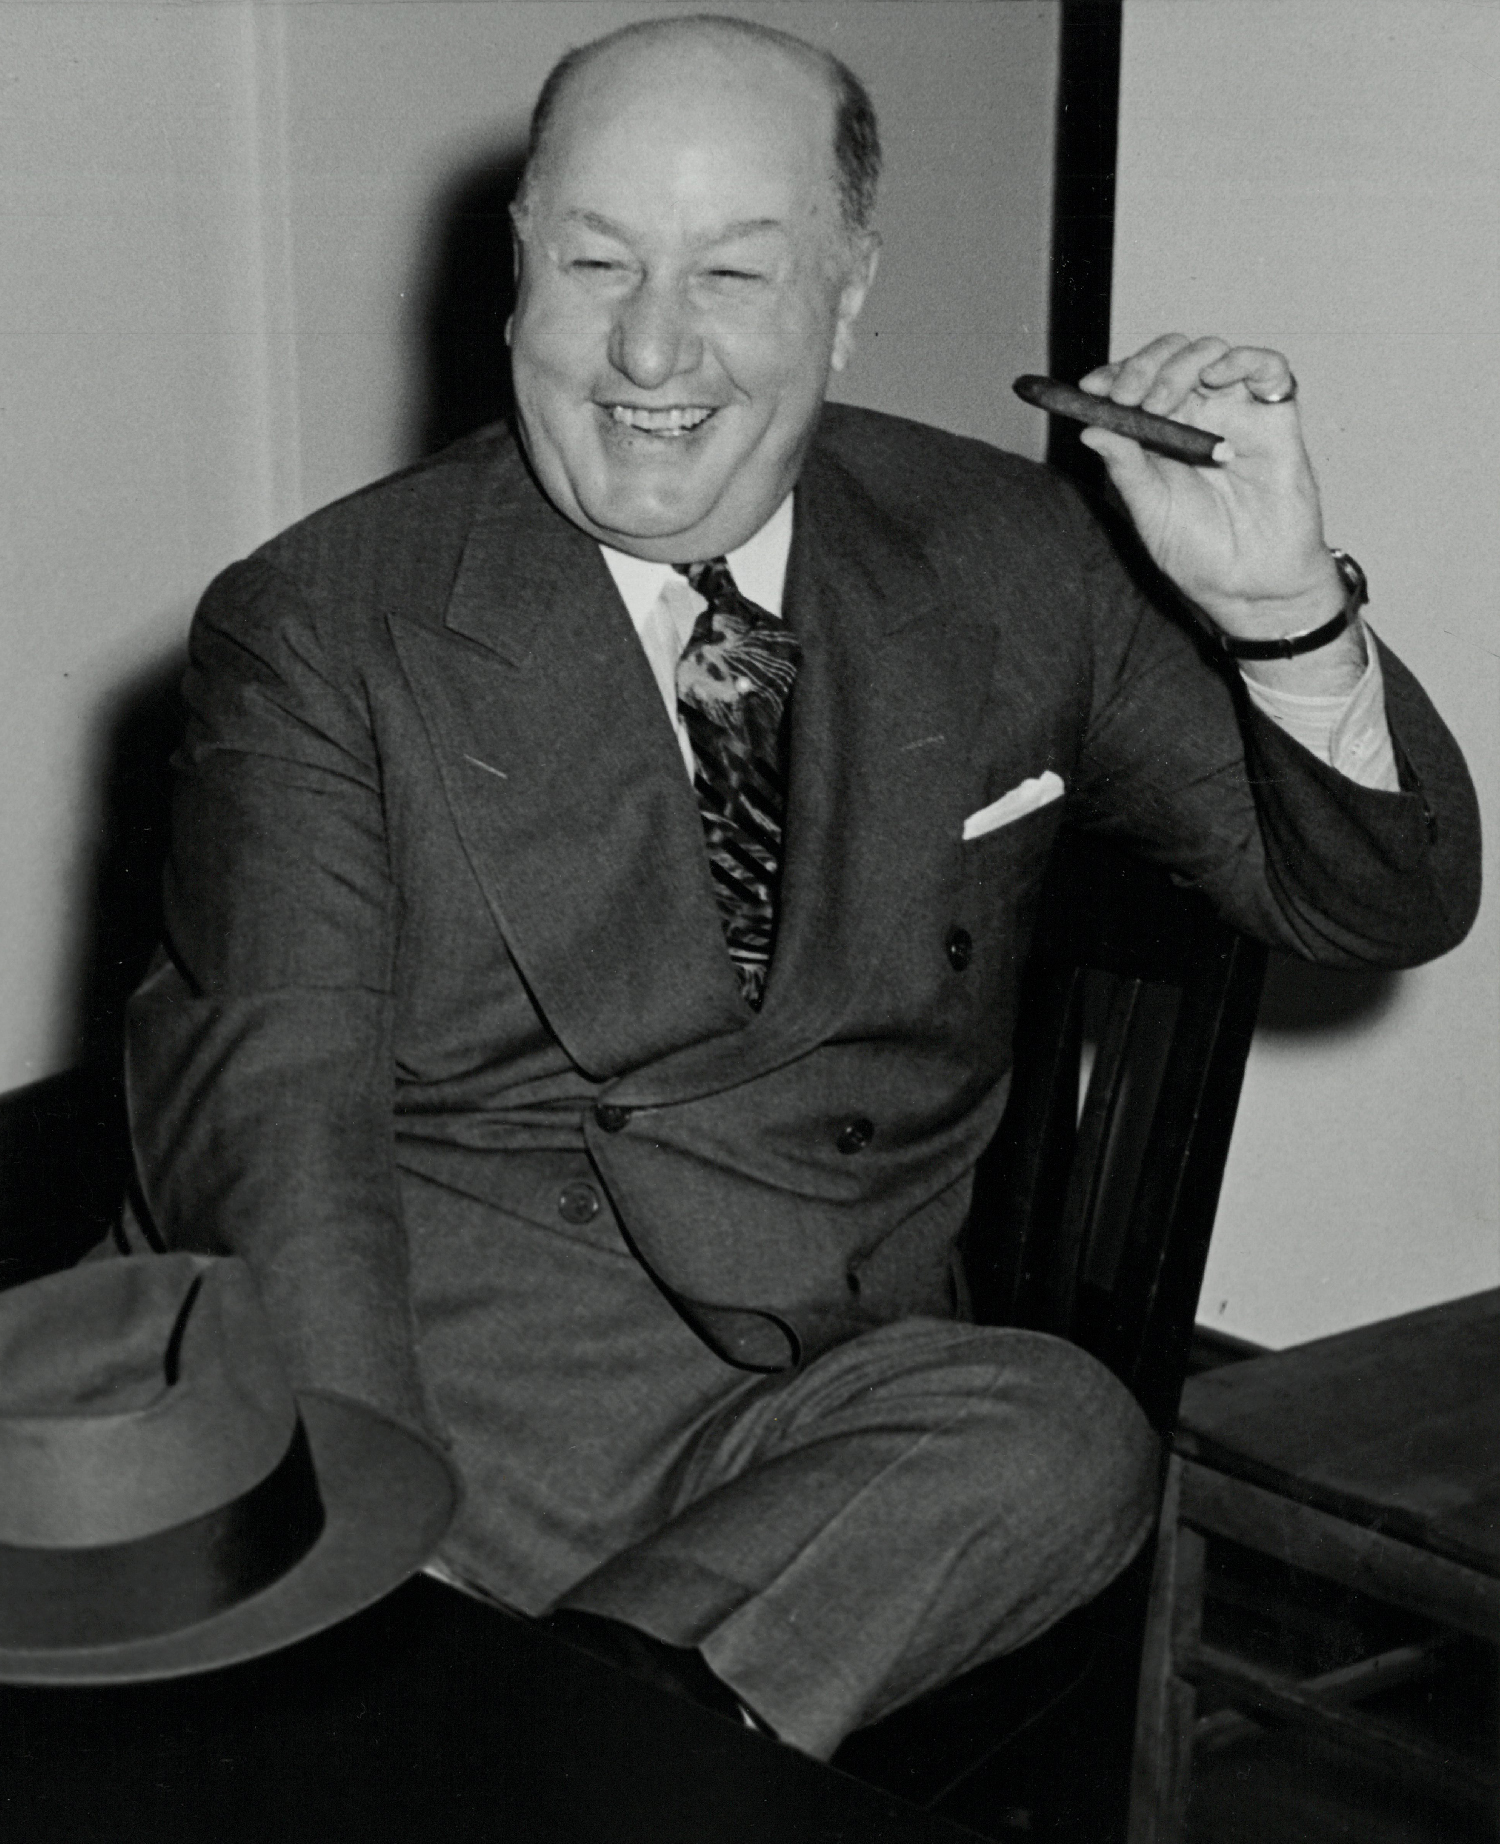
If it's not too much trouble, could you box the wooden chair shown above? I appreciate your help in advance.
[1131,1289,1500,1842]
[833,831,1268,1841]
[964,832,1267,1431]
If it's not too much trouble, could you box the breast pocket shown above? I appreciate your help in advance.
[961,796,1065,897]
[939,798,1066,1069]
[962,768,1063,835]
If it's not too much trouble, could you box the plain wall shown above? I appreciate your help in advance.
[0,0,1059,1093]
[1113,0,1499,1345]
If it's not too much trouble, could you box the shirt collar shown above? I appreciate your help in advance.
[599,493,794,630]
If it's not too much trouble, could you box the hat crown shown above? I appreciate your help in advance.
[0,1256,296,1547]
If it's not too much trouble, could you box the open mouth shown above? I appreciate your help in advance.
[606,404,717,439]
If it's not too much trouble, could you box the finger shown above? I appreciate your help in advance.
[1139,336,1232,416]
[1198,345,1297,403]
[1078,423,1161,495]
[1084,333,1191,404]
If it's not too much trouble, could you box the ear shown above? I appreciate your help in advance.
[509,198,530,271]
[505,202,528,348]
[830,233,881,376]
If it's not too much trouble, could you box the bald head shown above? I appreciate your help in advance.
[518,15,880,241]
[505,13,883,564]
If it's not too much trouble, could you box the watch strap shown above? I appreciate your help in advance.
[1218,549,1369,661]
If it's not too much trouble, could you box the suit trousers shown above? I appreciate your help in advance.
[404,1170,1160,1760]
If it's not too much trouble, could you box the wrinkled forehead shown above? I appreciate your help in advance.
[533,37,843,238]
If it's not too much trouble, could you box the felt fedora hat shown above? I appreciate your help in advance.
[0,1253,458,1684]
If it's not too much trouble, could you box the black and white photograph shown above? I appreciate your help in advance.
[1,5,1495,1840]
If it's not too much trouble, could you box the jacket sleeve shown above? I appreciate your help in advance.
[1057,485,1481,966]
[127,554,433,1434]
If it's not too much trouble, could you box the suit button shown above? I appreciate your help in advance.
[594,1103,630,1133]
[558,1182,601,1225]
[946,926,974,972]
[836,1117,874,1155]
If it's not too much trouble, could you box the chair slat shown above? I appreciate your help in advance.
[965,832,1267,1433]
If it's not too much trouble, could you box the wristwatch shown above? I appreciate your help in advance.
[1218,549,1369,661]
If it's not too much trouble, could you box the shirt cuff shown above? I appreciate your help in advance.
[1239,623,1400,791]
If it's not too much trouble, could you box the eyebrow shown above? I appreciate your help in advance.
[558,210,787,245]
[710,219,788,242]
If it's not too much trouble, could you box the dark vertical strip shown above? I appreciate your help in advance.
[1047,0,1123,478]
[0,1066,133,1291]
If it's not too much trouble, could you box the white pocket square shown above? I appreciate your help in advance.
[962,770,1065,841]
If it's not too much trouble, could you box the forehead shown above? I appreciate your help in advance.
[535,37,841,236]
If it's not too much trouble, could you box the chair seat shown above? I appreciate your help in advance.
[1131,1292,1500,1843]
[1175,1288,1500,1579]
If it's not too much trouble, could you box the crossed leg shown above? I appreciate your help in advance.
[556,1317,1160,1759]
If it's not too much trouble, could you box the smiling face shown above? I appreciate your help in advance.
[508,30,878,562]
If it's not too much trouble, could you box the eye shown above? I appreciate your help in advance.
[698,266,769,296]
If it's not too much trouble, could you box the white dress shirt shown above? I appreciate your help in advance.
[599,495,794,780]
[1241,644,1397,789]
[599,493,1397,792]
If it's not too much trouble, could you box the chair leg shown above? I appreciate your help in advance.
[1128,1455,1204,1844]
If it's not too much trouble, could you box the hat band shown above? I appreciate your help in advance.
[0,1419,325,1650]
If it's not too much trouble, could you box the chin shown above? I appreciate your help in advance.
[575,468,726,546]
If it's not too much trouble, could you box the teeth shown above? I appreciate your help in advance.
[609,405,715,435]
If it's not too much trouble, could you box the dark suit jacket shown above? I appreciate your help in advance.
[127,406,1480,1438]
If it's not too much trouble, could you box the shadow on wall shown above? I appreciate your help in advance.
[78,649,187,1069]
[407,144,527,461]
[1,650,188,1281]
[1255,952,1400,1037]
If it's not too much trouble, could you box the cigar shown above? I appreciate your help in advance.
[1013,375,1228,466]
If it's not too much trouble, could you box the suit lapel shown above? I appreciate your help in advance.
[769,445,996,1013]
[388,450,747,1077]
[614,443,999,1106]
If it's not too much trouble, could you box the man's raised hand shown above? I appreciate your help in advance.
[1076,335,1358,681]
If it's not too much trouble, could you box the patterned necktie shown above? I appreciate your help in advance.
[673,558,801,1010]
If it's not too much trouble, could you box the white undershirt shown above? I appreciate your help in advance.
[597,492,1396,792]
[1240,640,1397,788]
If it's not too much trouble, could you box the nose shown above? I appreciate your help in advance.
[608,278,701,389]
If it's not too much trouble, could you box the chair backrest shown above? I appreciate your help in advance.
[964,831,1267,1432]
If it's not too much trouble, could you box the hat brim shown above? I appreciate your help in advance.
[0,1391,459,1685]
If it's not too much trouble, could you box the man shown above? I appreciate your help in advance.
[127,15,1478,1761]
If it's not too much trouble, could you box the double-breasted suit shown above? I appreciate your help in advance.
[127,405,1479,1742]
